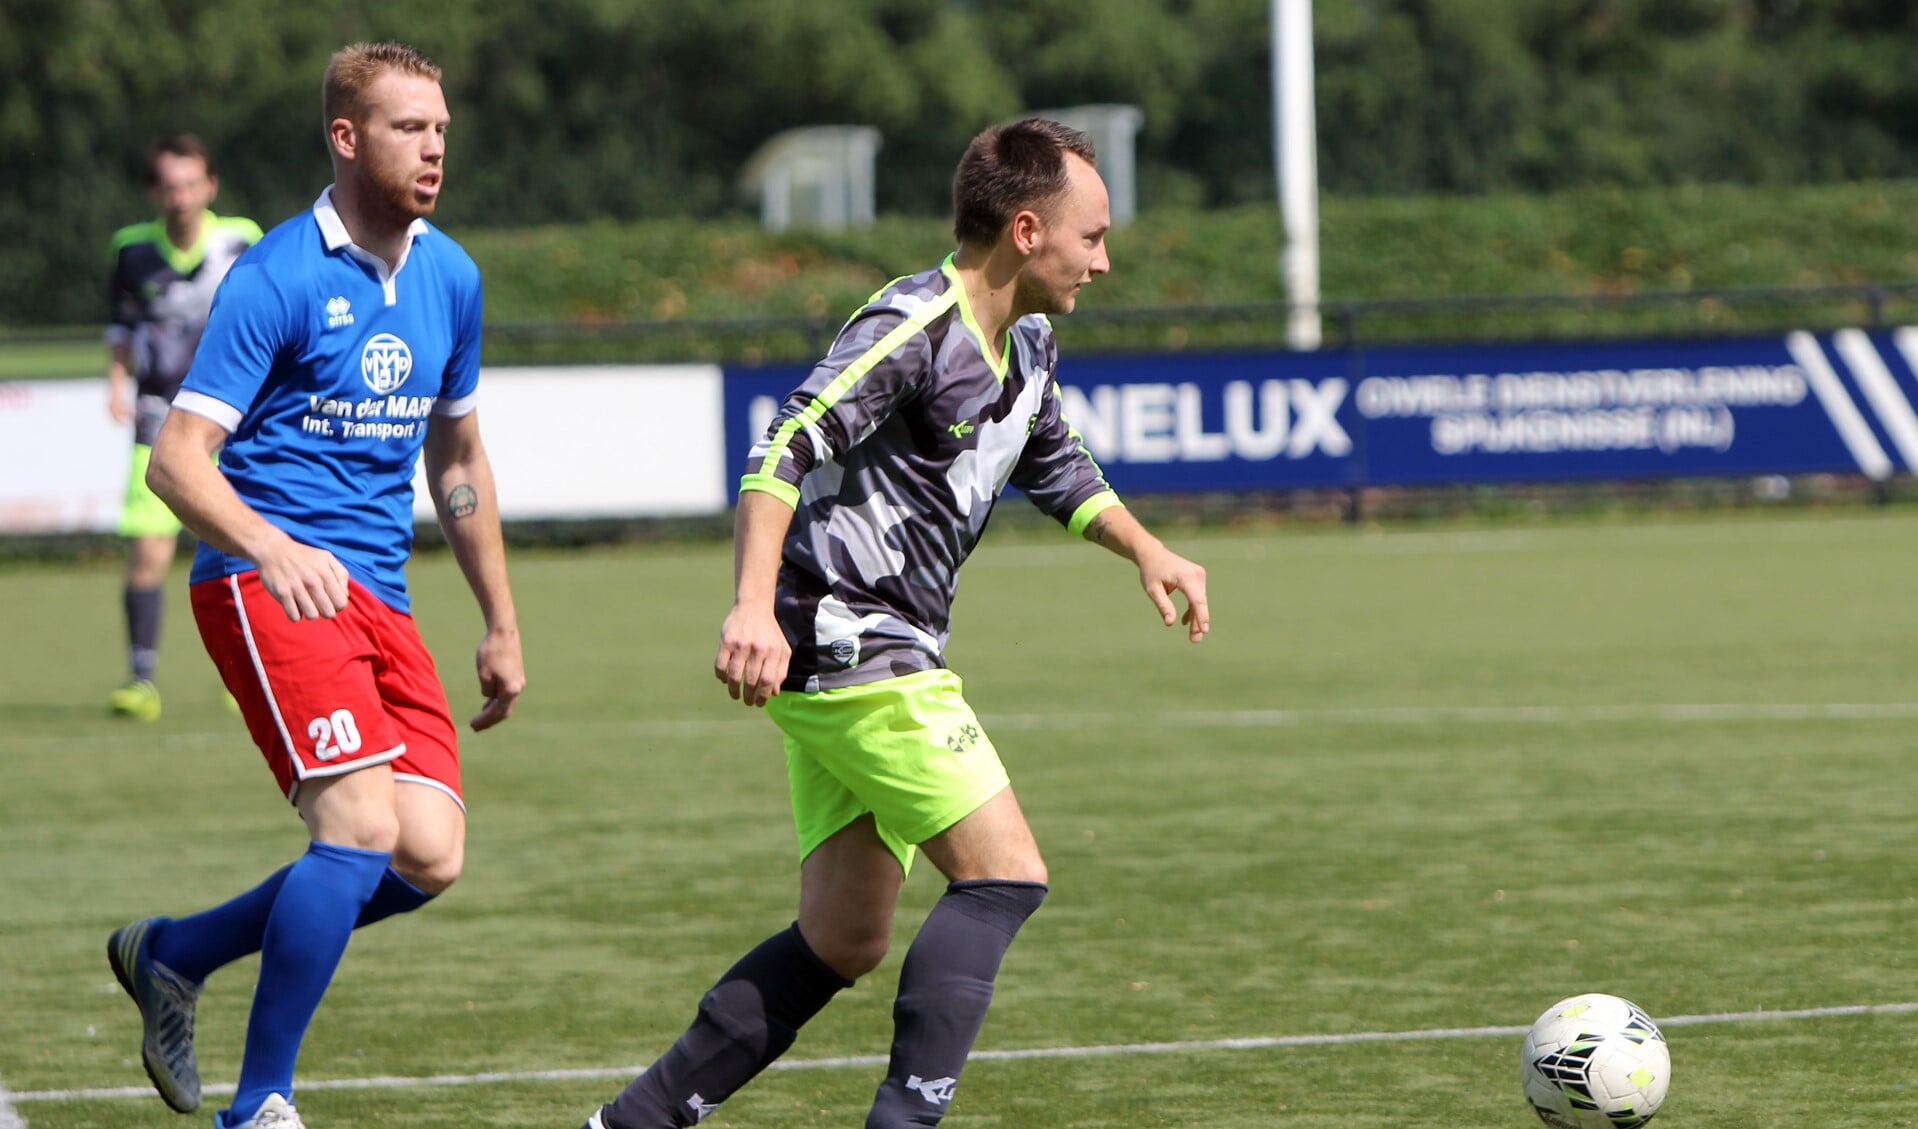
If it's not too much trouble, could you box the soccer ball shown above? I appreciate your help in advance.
[1519,993,1670,1129]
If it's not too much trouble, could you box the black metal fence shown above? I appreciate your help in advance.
[472,280,1918,367]
[12,280,1918,369]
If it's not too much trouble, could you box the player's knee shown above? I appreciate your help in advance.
[313,806,402,854]
[813,926,891,981]
[1007,855,1048,886]
[392,841,463,894]
[127,555,170,589]
[339,816,402,855]
[396,855,461,895]
[969,850,1047,887]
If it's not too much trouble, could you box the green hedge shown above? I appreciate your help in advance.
[16,179,1918,374]
[458,178,1918,363]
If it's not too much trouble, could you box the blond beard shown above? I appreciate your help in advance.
[356,159,437,227]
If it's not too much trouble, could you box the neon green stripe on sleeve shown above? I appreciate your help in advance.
[738,473,801,509]
[755,290,958,484]
[1067,491,1124,537]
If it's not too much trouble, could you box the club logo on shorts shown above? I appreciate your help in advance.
[829,637,859,667]
[945,723,982,754]
[360,332,413,394]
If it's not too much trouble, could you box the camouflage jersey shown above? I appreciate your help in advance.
[106,210,262,443]
[741,256,1122,692]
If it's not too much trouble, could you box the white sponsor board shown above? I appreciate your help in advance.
[408,365,728,520]
[0,365,729,534]
[0,380,131,534]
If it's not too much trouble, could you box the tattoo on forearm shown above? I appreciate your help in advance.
[1087,514,1112,546]
[447,484,479,519]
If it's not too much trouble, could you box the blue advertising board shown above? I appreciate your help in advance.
[722,328,1918,495]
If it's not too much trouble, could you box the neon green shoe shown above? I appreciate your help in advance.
[108,680,163,721]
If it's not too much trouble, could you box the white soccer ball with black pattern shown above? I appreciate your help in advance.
[1519,993,1670,1129]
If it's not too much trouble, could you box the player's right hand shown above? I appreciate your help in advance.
[715,604,790,708]
[258,540,352,621]
[106,363,132,424]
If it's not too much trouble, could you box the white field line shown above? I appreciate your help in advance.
[17,1000,1918,1104]
[0,1075,25,1129]
[10,700,1918,754]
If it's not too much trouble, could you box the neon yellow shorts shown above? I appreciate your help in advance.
[119,444,182,538]
[769,668,1009,873]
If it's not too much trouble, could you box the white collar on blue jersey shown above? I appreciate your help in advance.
[312,186,429,303]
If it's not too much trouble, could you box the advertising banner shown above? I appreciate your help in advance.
[8,331,1918,535]
[723,329,1918,494]
[0,365,729,534]
[0,379,133,534]
[409,365,729,520]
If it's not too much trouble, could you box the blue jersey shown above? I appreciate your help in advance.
[174,189,483,612]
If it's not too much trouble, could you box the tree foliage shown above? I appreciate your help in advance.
[5,0,1916,324]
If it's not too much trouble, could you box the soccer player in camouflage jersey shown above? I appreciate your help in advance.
[586,118,1209,1129]
[104,135,262,720]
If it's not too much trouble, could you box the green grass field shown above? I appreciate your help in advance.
[5,512,1918,1128]
[0,339,97,380]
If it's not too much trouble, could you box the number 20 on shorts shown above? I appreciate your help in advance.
[308,709,362,761]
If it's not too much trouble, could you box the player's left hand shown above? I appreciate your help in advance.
[1137,547,1209,643]
[471,625,525,730]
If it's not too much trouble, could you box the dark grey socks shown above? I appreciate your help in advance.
[597,924,851,1128]
[866,879,1048,1128]
[125,584,163,681]
[596,880,1047,1129]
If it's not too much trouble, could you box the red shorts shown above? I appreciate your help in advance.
[192,571,462,808]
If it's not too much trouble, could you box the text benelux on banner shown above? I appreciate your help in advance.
[1060,379,1353,464]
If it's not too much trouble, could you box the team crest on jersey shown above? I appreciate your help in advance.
[360,333,413,394]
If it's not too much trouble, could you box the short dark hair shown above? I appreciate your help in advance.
[146,134,213,185]
[952,118,1097,247]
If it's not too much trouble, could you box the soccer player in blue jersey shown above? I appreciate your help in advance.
[585,119,1210,1129]
[105,42,524,1129]
[104,135,261,720]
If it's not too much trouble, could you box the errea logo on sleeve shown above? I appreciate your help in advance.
[325,296,355,328]
[360,333,414,394]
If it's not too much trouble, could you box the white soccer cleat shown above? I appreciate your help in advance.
[225,1093,304,1129]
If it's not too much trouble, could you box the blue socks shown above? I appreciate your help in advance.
[151,864,435,985]
[360,866,437,927]
[149,864,293,984]
[224,841,392,1124]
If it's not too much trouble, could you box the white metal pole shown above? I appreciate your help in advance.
[1273,0,1323,349]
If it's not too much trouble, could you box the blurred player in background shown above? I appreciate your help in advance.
[106,42,525,1129]
[585,118,1209,1129]
[104,134,261,720]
